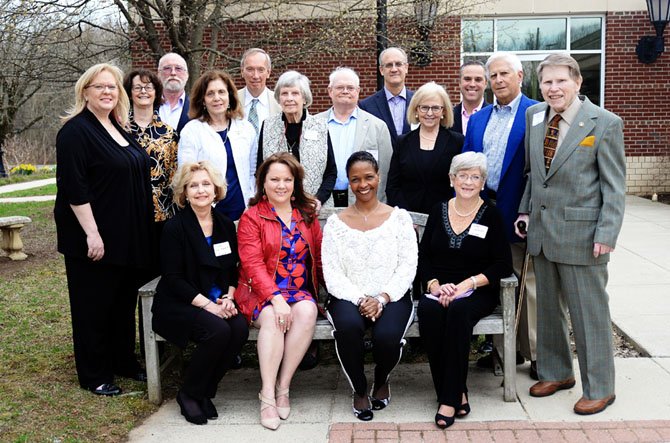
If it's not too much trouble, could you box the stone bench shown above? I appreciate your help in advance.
[139,209,518,405]
[0,216,32,261]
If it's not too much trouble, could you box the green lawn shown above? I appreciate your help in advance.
[0,200,159,442]
[0,171,56,186]
[0,183,57,197]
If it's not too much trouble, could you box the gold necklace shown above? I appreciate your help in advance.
[451,197,481,217]
[352,201,381,223]
[419,132,437,141]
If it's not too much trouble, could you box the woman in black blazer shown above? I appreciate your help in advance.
[152,161,248,425]
[386,82,464,215]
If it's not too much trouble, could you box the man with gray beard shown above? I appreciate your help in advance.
[157,52,190,133]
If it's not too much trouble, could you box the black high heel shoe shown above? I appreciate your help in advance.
[434,405,455,429]
[352,394,374,421]
[370,383,391,410]
[200,398,218,419]
[177,390,207,425]
[456,393,470,418]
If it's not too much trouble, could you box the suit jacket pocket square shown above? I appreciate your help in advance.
[579,136,595,147]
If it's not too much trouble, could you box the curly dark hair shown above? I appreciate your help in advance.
[249,152,318,224]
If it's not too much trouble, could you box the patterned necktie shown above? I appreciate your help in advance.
[543,114,562,172]
[248,98,259,135]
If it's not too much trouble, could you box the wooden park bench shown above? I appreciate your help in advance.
[139,209,518,405]
[0,216,32,261]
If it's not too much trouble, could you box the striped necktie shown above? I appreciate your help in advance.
[248,98,259,135]
[543,114,562,172]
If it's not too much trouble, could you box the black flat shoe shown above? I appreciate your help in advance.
[200,398,218,419]
[352,395,373,421]
[530,360,538,381]
[435,410,455,429]
[177,390,207,425]
[90,383,122,396]
[370,383,391,410]
[299,342,320,370]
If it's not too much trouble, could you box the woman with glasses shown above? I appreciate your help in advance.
[417,152,512,428]
[178,70,256,222]
[55,63,153,396]
[123,69,179,274]
[386,82,463,215]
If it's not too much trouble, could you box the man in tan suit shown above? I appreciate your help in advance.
[317,67,392,207]
[516,53,625,415]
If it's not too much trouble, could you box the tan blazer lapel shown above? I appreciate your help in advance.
[530,104,549,178]
[354,112,370,151]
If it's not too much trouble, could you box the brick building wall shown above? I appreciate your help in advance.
[131,10,669,194]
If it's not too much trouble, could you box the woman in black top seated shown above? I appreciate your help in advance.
[152,161,249,425]
[386,82,463,214]
[417,152,512,429]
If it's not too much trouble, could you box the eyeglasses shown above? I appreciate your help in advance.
[131,85,155,92]
[455,173,483,182]
[382,61,406,69]
[332,85,358,92]
[86,84,117,92]
[160,65,187,74]
[418,105,444,114]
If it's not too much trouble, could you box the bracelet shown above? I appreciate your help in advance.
[201,300,212,309]
[426,278,439,293]
[374,294,388,308]
[470,276,478,290]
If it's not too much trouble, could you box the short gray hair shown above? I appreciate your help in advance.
[378,47,408,66]
[158,52,187,70]
[328,67,360,88]
[537,53,582,83]
[274,70,312,108]
[240,48,272,71]
[485,52,522,79]
[449,152,488,180]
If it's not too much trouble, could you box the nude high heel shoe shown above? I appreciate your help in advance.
[275,385,290,420]
[258,393,280,430]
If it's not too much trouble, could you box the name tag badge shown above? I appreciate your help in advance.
[367,149,379,161]
[468,223,488,239]
[532,111,545,127]
[303,129,318,140]
[213,241,232,256]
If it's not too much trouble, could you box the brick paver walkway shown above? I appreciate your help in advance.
[329,420,670,442]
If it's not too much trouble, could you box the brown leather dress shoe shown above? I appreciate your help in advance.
[574,395,616,415]
[529,377,576,397]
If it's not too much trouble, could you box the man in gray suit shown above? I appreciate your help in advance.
[317,67,393,207]
[516,53,625,415]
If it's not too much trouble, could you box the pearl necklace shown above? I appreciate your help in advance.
[352,201,381,223]
[451,197,482,217]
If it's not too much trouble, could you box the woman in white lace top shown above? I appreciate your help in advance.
[322,151,418,421]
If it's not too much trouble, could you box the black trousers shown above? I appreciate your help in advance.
[182,310,248,399]
[418,291,497,408]
[327,293,414,396]
[64,256,144,390]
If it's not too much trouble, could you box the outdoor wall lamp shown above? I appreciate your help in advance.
[636,0,670,63]
[411,0,438,67]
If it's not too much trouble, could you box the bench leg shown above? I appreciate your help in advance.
[1,225,28,261]
[142,296,162,405]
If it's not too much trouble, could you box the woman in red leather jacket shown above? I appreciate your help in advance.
[235,152,323,430]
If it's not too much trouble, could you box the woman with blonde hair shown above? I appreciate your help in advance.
[152,161,248,425]
[386,81,463,214]
[55,63,153,396]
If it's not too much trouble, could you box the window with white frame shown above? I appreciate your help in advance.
[462,16,604,106]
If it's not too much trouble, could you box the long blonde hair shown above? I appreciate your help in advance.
[61,63,129,126]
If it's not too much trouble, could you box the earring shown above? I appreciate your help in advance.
[482,187,485,191]
[291,196,296,201]
[415,114,419,119]
[450,183,453,187]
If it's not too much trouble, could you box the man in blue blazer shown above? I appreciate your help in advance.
[463,52,538,374]
[157,52,191,134]
[359,47,414,145]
